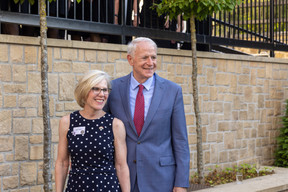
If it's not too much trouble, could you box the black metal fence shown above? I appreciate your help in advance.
[0,0,287,57]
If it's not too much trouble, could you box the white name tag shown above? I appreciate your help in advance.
[72,126,85,136]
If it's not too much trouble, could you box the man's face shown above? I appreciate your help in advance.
[127,41,157,83]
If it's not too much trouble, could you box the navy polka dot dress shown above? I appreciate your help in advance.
[65,111,121,192]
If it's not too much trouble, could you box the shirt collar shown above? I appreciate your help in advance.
[130,73,154,91]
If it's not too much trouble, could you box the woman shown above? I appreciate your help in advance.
[55,70,130,192]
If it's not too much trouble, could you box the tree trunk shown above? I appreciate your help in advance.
[190,14,204,184]
[40,0,52,191]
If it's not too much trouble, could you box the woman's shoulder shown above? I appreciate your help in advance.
[112,117,124,128]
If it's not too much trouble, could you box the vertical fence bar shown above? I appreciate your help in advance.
[254,0,257,41]
[266,0,271,42]
[228,11,231,39]
[262,0,265,42]
[56,0,59,18]
[270,0,275,57]
[250,0,252,40]
[246,0,249,40]
[82,0,84,20]
[219,11,222,37]
[259,0,261,42]
[285,0,288,44]
[224,11,226,38]
[276,0,278,42]
[106,0,108,23]
[121,0,125,44]
[240,2,245,40]
[47,0,50,16]
[233,7,236,40]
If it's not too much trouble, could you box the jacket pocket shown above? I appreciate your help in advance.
[159,156,176,166]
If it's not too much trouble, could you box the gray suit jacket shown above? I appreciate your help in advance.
[105,73,190,191]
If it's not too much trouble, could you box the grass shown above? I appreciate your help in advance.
[190,164,275,187]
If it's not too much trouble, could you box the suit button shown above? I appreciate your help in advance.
[133,160,137,163]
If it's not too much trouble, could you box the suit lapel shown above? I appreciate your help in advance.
[120,74,138,135]
[139,74,166,138]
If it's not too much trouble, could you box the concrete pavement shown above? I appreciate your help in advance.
[194,167,288,192]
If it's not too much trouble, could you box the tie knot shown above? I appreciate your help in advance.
[138,84,144,92]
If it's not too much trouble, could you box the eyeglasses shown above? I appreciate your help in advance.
[91,87,111,95]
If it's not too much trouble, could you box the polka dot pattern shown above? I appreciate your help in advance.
[65,111,120,192]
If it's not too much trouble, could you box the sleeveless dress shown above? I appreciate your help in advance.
[65,111,121,192]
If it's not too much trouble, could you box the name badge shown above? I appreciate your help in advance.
[72,126,85,136]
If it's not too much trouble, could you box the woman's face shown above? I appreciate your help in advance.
[85,79,109,111]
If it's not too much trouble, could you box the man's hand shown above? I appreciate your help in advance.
[173,187,187,192]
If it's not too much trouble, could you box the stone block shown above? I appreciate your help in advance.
[54,61,72,72]
[85,50,97,62]
[72,62,89,73]
[3,84,26,94]
[0,44,8,62]
[107,51,120,63]
[20,162,37,185]
[30,145,43,160]
[32,118,44,134]
[48,73,58,94]
[30,135,43,144]
[26,108,37,117]
[25,46,37,64]
[0,164,11,176]
[216,73,231,85]
[4,95,17,108]
[115,60,131,78]
[13,118,31,133]
[15,136,29,160]
[103,64,114,76]
[37,170,44,184]
[0,136,13,152]
[219,151,228,163]
[11,188,30,192]
[27,72,41,93]
[62,48,77,61]
[59,74,75,101]
[10,45,23,63]
[30,185,44,192]
[97,51,107,63]
[13,108,26,117]
[3,176,18,190]
[0,64,12,81]
[224,132,235,149]
[19,95,38,107]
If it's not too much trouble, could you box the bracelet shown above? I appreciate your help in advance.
[114,14,118,17]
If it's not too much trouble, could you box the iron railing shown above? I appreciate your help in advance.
[0,0,287,57]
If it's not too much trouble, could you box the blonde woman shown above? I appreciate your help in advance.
[55,70,130,192]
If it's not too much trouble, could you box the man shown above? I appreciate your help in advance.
[105,37,190,192]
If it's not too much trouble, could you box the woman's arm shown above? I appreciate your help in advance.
[113,118,130,192]
[55,115,70,192]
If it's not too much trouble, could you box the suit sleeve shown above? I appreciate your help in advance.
[171,86,190,187]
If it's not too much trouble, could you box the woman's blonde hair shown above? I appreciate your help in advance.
[74,70,111,108]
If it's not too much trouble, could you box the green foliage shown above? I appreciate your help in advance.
[191,163,275,187]
[155,0,242,21]
[13,0,56,5]
[274,100,288,167]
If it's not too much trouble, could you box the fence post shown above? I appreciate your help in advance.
[270,0,275,57]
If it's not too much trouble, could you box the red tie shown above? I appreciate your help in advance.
[134,84,145,136]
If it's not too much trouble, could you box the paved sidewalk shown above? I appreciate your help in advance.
[195,167,288,192]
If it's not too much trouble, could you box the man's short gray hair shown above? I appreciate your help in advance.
[127,37,158,57]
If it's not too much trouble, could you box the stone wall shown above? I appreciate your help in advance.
[0,34,288,191]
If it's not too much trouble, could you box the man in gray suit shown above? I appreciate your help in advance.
[105,37,190,192]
